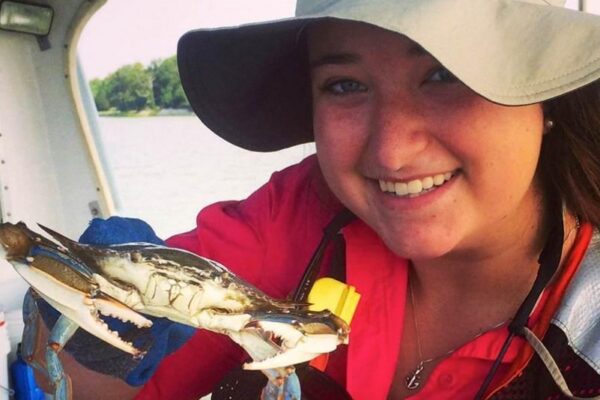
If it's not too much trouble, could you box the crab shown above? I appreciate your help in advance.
[0,222,349,400]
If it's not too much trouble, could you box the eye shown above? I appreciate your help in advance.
[426,67,458,83]
[322,79,368,95]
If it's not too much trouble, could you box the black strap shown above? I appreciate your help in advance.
[329,234,347,283]
[292,209,356,303]
[474,198,565,400]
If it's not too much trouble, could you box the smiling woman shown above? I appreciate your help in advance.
[169,0,600,399]
[308,20,566,399]
[11,1,600,400]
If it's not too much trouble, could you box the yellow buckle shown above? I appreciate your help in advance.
[307,277,360,325]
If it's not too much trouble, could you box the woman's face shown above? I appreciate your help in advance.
[308,21,546,260]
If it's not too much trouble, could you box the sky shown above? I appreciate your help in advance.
[78,0,296,79]
[78,0,598,80]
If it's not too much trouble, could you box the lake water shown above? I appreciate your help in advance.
[97,116,315,238]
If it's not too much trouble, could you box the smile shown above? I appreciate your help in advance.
[378,171,455,197]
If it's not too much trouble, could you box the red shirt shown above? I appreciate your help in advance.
[135,155,592,400]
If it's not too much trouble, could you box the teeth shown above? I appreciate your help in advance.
[386,181,395,192]
[394,182,408,196]
[379,171,454,197]
[407,180,422,194]
[422,176,434,190]
[433,174,445,185]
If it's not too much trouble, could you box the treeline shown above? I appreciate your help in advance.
[90,56,190,112]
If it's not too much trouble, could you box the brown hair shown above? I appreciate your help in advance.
[541,80,600,226]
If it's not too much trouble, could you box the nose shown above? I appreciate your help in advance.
[362,93,430,173]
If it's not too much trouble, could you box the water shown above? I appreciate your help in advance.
[97,116,315,238]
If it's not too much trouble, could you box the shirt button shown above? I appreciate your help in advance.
[438,373,455,387]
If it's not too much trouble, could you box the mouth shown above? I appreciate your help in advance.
[378,170,457,198]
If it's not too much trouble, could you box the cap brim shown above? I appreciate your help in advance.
[178,19,313,152]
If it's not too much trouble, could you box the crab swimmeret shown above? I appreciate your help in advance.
[0,222,349,370]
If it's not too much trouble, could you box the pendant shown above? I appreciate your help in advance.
[405,361,425,390]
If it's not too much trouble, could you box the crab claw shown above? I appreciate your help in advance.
[14,259,152,355]
[239,310,349,370]
[0,223,152,356]
[242,320,339,370]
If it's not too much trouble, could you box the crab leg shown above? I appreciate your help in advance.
[21,290,45,373]
[46,315,78,400]
[21,290,75,400]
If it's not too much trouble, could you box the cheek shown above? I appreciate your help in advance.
[313,105,372,210]
[313,118,346,194]
[313,106,366,174]
[442,100,543,160]
[451,104,545,195]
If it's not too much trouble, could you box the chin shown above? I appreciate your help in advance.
[377,226,460,261]
[386,240,454,261]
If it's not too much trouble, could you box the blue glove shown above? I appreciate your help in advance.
[37,217,196,386]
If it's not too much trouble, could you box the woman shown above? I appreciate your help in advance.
[151,1,600,398]
[34,1,600,399]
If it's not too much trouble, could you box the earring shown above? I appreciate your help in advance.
[544,119,555,133]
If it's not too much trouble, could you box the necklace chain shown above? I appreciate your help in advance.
[405,278,509,390]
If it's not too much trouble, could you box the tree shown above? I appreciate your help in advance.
[104,63,154,111]
[149,56,189,109]
[90,78,110,111]
[89,56,190,112]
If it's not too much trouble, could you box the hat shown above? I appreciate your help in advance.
[177,0,600,151]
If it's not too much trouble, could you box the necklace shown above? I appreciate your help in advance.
[405,277,509,390]
[405,213,581,391]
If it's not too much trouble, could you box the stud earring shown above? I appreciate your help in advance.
[544,119,555,133]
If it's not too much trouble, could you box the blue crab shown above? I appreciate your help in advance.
[0,222,349,399]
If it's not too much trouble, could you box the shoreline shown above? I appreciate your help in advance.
[98,108,193,117]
